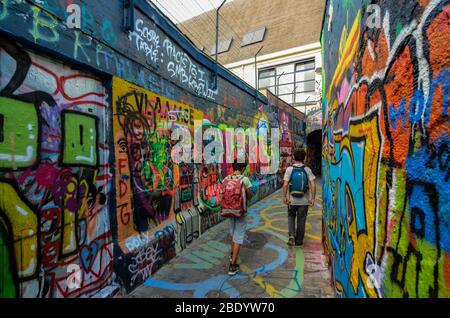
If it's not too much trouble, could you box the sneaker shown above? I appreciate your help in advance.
[295,242,303,247]
[228,264,240,276]
[288,237,295,246]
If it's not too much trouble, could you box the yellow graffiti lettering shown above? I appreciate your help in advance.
[0,182,38,279]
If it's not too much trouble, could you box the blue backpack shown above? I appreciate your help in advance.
[289,166,309,198]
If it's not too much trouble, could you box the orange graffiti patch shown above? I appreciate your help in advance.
[368,88,382,112]
[418,0,431,8]
[426,5,450,78]
[382,45,415,164]
[361,30,389,78]
[347,83,368,117]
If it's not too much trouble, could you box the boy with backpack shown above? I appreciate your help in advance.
[220,162,253,276]
[282,148,316,246]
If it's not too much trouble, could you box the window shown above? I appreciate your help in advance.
[258,59,316,105]
[258,69,276,94]
[294,60,316,104]
[211,38,233,55]
[241,27,266,47]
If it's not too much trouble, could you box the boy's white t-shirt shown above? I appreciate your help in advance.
[283,164,315,206]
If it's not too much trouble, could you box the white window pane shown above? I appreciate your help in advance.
[211,38,233,55]
[278,83,294,95]
[259,69,275,78]
[296,61,315,71]
[305,80,315,92]
[296,81,315,93]
[278,73,294,85]
[276,64,294,75]
[296,70,315,82]
[241,27,266,47]
[259,77,275,88]
[267,86,276,94]
[241,33,253,46]
[295,92,316,104]
[279,94,293,104]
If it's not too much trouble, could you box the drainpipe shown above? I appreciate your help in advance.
[124,0,135,32]
[254,46,263,107]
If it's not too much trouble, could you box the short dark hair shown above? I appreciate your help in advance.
[293,149,306,162]
[232,162,247,172]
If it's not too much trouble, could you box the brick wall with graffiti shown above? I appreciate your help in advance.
[321,0,449,297]
[0,0,303,297]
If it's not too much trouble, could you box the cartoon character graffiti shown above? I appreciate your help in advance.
[0,36,113,298]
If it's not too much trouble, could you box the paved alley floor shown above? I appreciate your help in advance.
[124,183,335,298]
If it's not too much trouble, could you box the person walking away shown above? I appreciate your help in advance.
[220,162,253,276]
[282,149,316,246]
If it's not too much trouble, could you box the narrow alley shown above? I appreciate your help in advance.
[1,0,448,301]
[121,181,335,298]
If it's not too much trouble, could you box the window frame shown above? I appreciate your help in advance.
[258,59,316,104]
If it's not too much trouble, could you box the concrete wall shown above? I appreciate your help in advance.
[0,0,302,297]
[321,0,449,297]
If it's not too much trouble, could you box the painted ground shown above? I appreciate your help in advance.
[121,180,335,298]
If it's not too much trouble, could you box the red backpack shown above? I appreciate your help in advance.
[220,176,246,218]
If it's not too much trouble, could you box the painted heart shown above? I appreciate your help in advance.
[80,242,99,272]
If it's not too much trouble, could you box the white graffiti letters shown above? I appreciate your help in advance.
[128,244,160,284]
[128,19,160,63]
[163,39,217,100]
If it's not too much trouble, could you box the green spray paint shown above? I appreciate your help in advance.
[275,248,304,298]
[0,97,38,169]
[0,0,8,21]
[62,112,98,166]
[0,228,16,298]
[73,29,92,63]
[28,6,59,43]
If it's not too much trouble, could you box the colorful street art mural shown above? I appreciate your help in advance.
[263,90,306,176]
[0,0,304,297]
[321,0,449,297]
[112,77,205,291]
[0,36,114,298]
[112,79,297,292]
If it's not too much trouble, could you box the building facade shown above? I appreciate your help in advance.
[178,0,326,135]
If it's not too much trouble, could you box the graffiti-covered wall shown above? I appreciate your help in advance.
[321,0,449,297]
[0,36,114,298]
[0,0,297,297]
[262,89,306,176]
